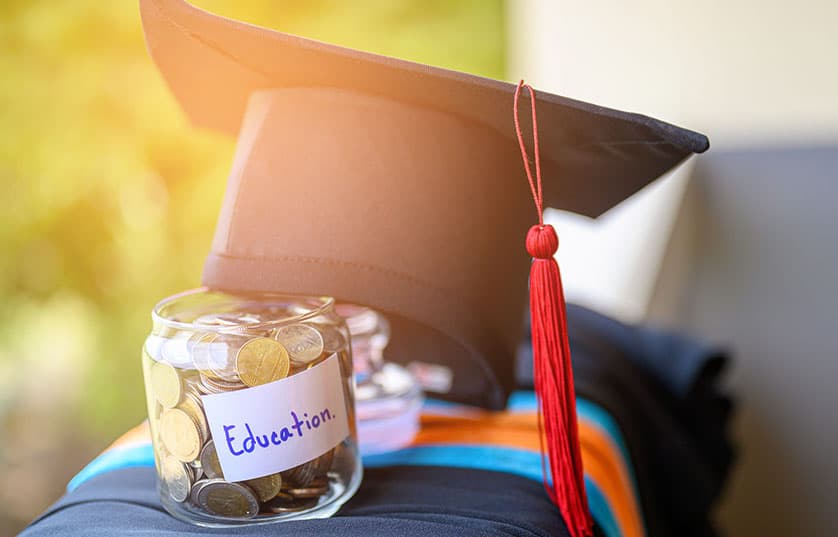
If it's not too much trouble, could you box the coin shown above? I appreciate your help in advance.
[235,337,290,387]
[200,373,246,394]
[189,333,220,377]
[216,312,263,325]
[178,391,209,443]
[284,477,329,499]
[274,324,324,364]
[192,333,245,381]
[209,335,245,380]
[150,360,182,408]
[318,325,347,354]
[282,459,318,488]
[264,496,318,514]
[160,332,192,366]
[160,455,192,503]
[189,478,211,506]
[160,408,202,462]
[244,473,282,502]
[195,479,259,519]
[314,448,334,475]
[194,313,239,327]
[271,491,295,503]
[199,440,224,479]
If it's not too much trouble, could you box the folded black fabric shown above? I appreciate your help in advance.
[22,466,602,537]
[518,304,736,537]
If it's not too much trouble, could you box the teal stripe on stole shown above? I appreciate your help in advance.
[364,444,620,537]
[67,443,155,492]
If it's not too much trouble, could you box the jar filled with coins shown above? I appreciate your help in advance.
[142,289,361,526]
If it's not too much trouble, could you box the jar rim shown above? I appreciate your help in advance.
[151,287,335,333]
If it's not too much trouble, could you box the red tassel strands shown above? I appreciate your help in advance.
[513,81,593,537]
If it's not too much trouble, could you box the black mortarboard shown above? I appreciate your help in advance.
[140,0,709,411]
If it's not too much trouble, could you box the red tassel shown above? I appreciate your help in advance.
[515,81,593,537]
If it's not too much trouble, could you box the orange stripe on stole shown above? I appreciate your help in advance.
[414,411,644,537]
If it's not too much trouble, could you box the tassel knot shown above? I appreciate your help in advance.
[526,224,559,259]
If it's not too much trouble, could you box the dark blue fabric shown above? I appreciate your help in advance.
[517,304,735,537]
[22,466,582,537]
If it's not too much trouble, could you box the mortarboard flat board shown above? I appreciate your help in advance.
[140,0,709,409]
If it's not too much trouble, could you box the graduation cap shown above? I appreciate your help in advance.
[141,2,708,533]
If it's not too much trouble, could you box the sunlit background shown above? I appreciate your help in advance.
[3,1,838,536]
[0,1,503,533]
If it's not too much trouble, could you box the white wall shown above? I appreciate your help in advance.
[508,1,838,535]
[509,0,838,322]
[509,0,838,148]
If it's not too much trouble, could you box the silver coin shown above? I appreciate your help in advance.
[160,332,193,367]
[318,325,347,354]
[195,479,259,519]
[208,335,246,380]
[191,334,247,381]
[161,455,193,503]
[274,324,324,364]
[189,478,211,506]
[189,458,203,476]
[199,440,224,479]
[189,332,220,372]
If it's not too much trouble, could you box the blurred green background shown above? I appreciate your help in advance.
[0,1,504,533]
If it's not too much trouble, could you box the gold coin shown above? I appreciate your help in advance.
[274,324,324,364]
[199,440,224,479]
[150,360,182,408]
[244,473,282,502]
[160,454,192,503]
[177,392,208,443]
[235,337,290,387]
[160,408,202,463]
[196,480,259,519]
[272,491,294,503]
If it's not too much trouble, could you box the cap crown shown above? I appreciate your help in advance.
[141,0,709,407]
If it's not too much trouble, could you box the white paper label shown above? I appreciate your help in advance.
[201,353,350,482]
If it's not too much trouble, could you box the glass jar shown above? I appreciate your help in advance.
[335,303,390,384]
[336,304,423,455]
[142,289,361,527]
